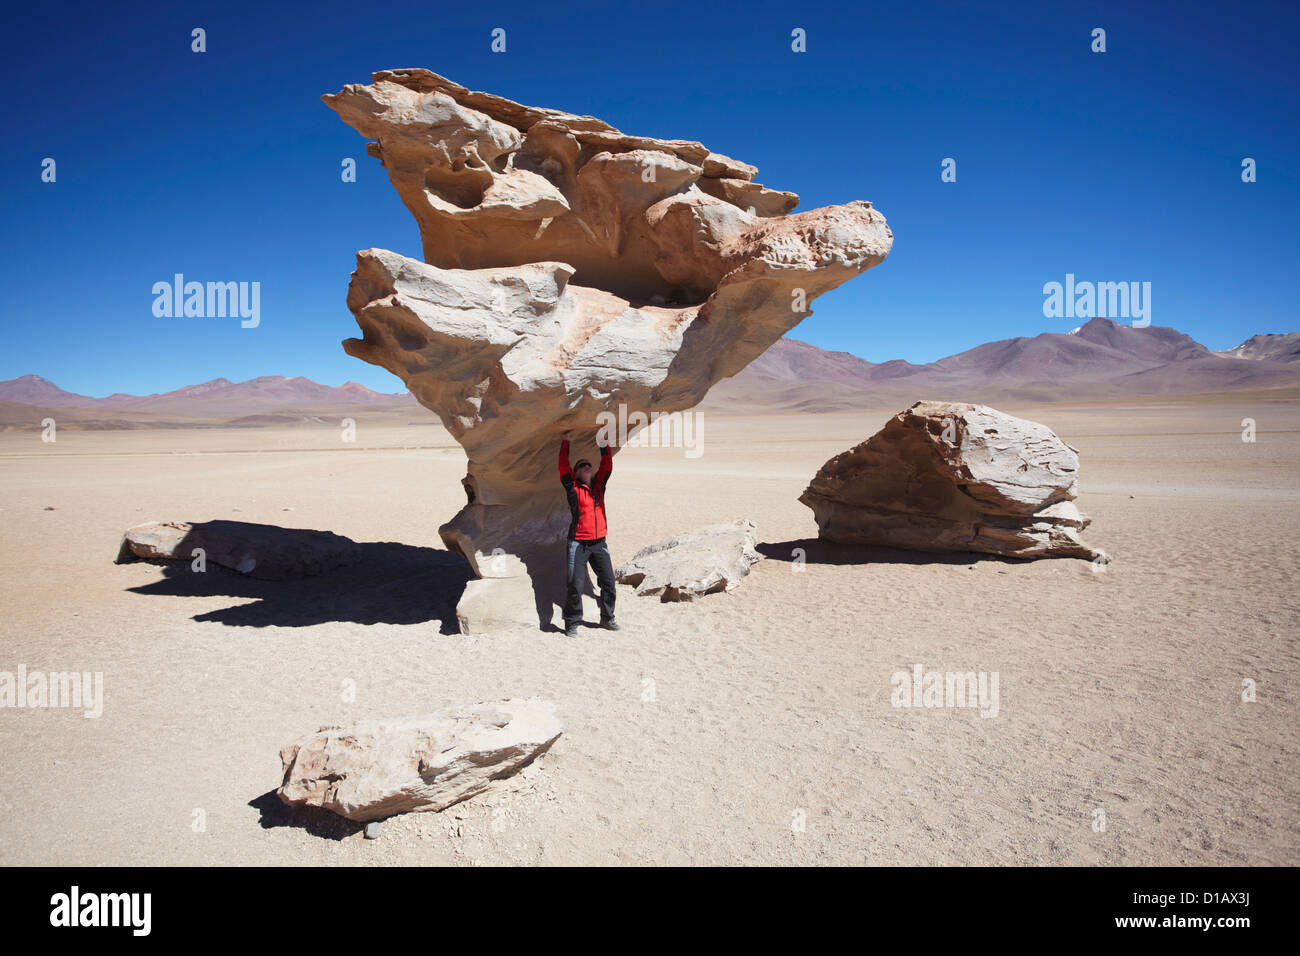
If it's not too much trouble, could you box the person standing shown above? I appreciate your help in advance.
[558,437,618,636]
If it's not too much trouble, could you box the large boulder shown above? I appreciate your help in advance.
[277,699,562,823]
[114,520,361,579]
[324,70,892,627]
[615,519,763,601]
[799,402,1105,560]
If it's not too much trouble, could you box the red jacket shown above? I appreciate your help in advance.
[559,440,612,540]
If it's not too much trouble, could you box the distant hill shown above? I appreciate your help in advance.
[0,374,100,407]
[92,376,409,415]
[1216,332,1300,363]
[739,337,882,384]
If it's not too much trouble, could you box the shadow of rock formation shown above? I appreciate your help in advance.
[125,530,473,632]
[757,537,1023,568]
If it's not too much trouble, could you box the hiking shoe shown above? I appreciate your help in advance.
[602,619,621,631]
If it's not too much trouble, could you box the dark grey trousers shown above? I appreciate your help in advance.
[564,537,616,626]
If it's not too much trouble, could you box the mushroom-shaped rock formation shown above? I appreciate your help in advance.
[325,70,893,628]
[799,402,1106,560]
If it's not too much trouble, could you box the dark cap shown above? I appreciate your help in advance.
[574,459,593,470]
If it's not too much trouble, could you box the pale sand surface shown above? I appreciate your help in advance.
[1,400,1297,865]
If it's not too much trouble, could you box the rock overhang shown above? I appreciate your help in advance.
[325,70,891,304]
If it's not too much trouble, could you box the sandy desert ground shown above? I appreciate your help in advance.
[1,398,1297,865]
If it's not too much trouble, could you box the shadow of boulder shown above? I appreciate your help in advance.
[125,535,474,632]
[248,789,362,840]
[758,537,1022,567]
[116,519,364,579]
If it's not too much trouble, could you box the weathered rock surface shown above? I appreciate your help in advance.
[324,70,891,625]
[615,519,763,601]
[799,402,1105,560]
[455,575,542,634]
[114,520,362,579]
[277,699,562,823]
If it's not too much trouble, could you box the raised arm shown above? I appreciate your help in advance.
[595,440,612,492]
[558,439,572,477]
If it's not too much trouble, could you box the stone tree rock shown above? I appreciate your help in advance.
[615,519,764,601]
[799,402,1106,560]
[277,699,562,823]
[324,70,893,627]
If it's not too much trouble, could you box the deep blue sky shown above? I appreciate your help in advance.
[2,0,1296,395]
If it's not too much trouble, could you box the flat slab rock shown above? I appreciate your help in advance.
[114,519,362,579]
[277,699,562,823]
[799,401,1106,560]
[615,519,763,601]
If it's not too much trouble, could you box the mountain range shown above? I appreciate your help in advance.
[702,319,1300,410]
[0,375,411,430]
[0,375,403,412]
[2,319,1296,428]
